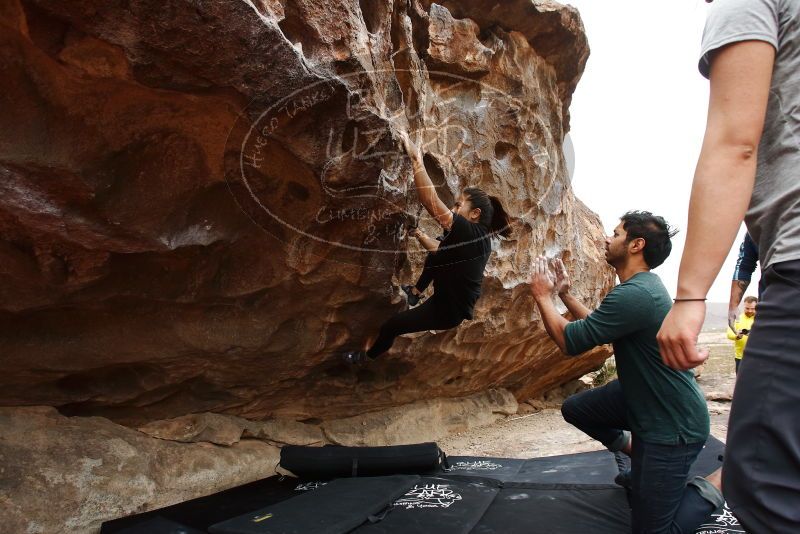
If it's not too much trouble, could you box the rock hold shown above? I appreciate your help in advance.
[426,3,495,75]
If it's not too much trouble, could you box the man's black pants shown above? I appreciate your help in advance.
[724,259,800,531]
[562,381,722,533]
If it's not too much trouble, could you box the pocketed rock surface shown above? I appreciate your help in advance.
[1,1,618,531]
[1,0,611,424]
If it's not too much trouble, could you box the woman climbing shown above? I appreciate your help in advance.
[342,131,512,364]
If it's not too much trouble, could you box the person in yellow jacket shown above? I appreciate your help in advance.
[727,296,757,374]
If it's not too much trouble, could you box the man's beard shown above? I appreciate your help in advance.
[605,249,622,268]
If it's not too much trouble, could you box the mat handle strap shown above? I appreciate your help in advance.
[439,448,451,471]
[367,504,394,523]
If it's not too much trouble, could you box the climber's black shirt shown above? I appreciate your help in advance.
[426,213,492,320]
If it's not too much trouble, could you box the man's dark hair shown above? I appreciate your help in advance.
[620,210,678,269]
[744,296,759,304]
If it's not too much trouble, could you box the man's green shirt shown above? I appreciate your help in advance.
[564,272,709,445]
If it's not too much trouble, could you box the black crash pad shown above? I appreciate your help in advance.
[101,436,742,534]
[209,475,418,534]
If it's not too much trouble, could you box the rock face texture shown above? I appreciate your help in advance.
[0,406,281,534]
[135,388,517,447]
[0,0,612,426]
[0,392,515,533]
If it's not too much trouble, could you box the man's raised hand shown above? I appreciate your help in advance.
[552,258,571,296]
[529,256,556,301]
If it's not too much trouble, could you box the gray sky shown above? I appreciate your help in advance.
[564,0,760,303]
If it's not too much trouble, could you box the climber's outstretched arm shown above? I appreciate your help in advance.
[398,131,453,231]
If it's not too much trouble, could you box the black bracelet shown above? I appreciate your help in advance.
[673,298,707,302]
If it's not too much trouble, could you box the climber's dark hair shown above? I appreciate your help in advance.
[463,187,512,238]
[620,210,677,269]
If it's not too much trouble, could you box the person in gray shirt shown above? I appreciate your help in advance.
[658,0,800,531]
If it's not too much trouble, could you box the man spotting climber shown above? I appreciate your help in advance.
[528,211,723,533]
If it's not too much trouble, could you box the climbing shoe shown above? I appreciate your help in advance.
[401,285,423,307]
[614,469,632,490]
[405,214,419,231]
[342,350,369,365]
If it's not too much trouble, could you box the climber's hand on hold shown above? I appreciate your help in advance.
[398,130,421,162]
[399,129,452,231]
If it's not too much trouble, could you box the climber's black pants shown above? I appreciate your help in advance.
[366,297,463,358]
[414,254,435,293]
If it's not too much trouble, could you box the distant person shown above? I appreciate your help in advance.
[726,296,757,374]
[529,211,723,533]
[727,233,759,331]
[342,131,511,364]
[657,0,800,530]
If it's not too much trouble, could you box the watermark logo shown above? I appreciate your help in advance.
[696,503,744,533]
[447,459,503,471]
[295,481,327,491]
[224,67,553,269]
[393,483,463,509]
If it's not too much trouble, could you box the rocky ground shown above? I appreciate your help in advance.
[439,331,736,458]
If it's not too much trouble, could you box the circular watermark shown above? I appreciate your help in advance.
[224,68,554,268]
